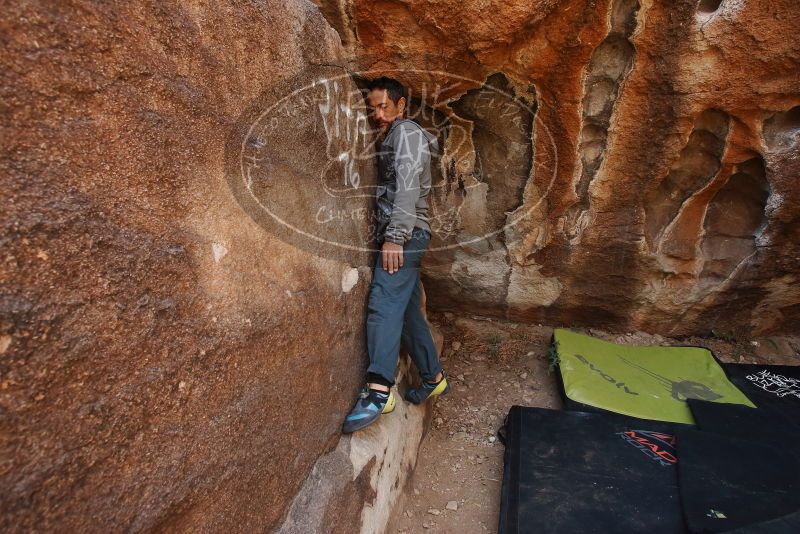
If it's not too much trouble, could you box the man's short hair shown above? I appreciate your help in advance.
[367,76,406,105]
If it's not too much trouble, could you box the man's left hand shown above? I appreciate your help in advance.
[381,241,404,274]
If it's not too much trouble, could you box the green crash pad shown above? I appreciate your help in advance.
[554,328,754,424]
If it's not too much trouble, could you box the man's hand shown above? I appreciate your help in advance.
[381,241,404,274]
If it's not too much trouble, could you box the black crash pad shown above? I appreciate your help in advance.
[499,406,688,534]
[722,364,800,418]
[727,509,800,533]
[687,398,800,451]
[676,424,800,533]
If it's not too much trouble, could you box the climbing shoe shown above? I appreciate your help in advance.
[342,387,396,434]
[404,374,450,405]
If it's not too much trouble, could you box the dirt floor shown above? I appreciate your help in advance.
[390,314,800,534]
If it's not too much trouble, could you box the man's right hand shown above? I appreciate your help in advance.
[381,241,404,274]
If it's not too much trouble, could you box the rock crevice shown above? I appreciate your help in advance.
[319,0,800,336]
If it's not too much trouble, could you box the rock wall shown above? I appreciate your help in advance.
[1,0,385,531]
[3,0,800,532]
[318,0,800,337]
[276,329,442,534]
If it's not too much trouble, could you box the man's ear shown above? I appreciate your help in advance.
[397,96,407,116]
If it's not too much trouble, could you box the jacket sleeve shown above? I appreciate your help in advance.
[384,123,426,245]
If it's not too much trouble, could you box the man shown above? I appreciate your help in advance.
[342,77,449,434]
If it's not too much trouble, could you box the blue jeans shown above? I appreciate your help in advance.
[366,227,442,385]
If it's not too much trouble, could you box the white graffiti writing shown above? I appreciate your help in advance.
[315,77,370,190]
[746,369,800,399]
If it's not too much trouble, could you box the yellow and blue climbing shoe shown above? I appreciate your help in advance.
[404,374,450,405]
[342,387,395,434]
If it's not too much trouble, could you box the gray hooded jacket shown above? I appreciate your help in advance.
[375,118,439,245]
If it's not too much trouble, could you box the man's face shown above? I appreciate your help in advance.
[367,89,405,131]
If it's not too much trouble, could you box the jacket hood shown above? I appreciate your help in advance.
[421,126,440,157]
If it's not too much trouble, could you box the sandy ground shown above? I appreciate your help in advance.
[390,314,800,534]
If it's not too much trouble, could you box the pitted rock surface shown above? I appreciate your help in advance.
[318,0,800,336]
